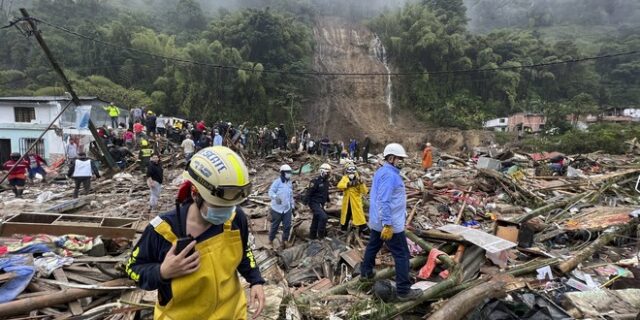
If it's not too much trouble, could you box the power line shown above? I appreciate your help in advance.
[30,17,640,77]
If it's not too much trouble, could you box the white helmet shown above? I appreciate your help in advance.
[383,143,408,158]
[320,163,331,171]
[280,164,292,172]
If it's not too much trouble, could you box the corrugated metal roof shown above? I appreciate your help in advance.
[0,96,105,102]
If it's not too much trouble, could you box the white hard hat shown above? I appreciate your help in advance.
[383,143,408,158]
[320,163,331,171]
[280,164,292,172]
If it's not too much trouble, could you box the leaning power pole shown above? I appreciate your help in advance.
[19,8,117,171]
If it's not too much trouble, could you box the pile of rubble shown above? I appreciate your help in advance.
[0,145,639,319]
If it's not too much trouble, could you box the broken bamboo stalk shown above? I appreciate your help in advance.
[298,255,428,303]
[0,279,133,318]
[413,229,464,242]
[478,168,544,205]
[369,231,464,319]
[405,231,455,268]
[437,258,560,299]
[381,264,463,319]
[426,275,513,320]
[557,225,624,274]
[512,192,587,224]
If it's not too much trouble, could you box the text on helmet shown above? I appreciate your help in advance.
[200,149,227,173]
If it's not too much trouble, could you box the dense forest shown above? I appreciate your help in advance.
[1,0,639,131]
[370,0,640,129]
[0,0,314,124]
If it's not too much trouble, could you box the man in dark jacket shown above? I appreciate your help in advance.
[145,111,157,136]
[146,155,163,214]
[306,163,331,239]
[277,124,287,150]
[67,152,100,198]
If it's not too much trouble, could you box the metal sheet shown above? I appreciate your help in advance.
[438,224,516,253]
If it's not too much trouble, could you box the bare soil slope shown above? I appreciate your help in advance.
[305,17,494,154]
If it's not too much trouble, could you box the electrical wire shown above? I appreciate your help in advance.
[30,17,640,77]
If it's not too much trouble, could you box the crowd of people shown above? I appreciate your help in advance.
[123,142,420,319]
[1,103,427,317]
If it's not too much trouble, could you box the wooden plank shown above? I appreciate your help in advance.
[65,272,100,285]
[1,213,138,239]
[119,289,144,320]
[72,257,125,263]
[53,269,83,316]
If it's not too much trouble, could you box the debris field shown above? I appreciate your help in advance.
[0,145,639,319]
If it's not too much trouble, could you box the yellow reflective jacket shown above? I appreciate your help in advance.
[104,105,120,117]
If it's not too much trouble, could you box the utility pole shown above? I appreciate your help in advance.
[19,8,117,171]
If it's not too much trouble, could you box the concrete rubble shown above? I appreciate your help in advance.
[0,145,639,319]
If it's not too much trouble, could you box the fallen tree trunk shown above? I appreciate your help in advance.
[414,228,464,242]
[373,231,463,319]
[406,231,455,269]
[0,279,133,318]
[557,225,623,274]
[298,255,428,303]
[512,192,588,224]
[426,275,512,320]
[380,263,462,319]
[478,168,544,205]
[437,258,559,299]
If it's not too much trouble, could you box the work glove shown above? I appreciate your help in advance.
[380,225,394,241]
[275,197,282,205]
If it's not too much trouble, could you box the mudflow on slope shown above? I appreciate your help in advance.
[306,16,428,150]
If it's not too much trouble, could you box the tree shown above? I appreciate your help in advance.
[569,93,598,125]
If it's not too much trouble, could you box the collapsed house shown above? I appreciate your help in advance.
[0,144,639,319]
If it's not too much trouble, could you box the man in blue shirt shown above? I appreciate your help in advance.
[360,143,421,301]
[213,129,223,146]
[268,164,295,249]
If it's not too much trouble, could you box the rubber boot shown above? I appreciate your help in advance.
[16,189,23,198]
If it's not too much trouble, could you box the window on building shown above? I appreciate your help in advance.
[19,138,45,156]
[14,107,36,123]
[499,118,506,123]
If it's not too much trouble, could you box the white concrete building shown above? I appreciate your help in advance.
[0,96,128,164]
[483,117,509,132]
[623,108,640,119]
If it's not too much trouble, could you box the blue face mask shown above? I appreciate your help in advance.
[202,205,235,225]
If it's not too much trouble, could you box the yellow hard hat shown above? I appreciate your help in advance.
[147,110,153,115]
[140,139,149,147]
[183,146,252,207]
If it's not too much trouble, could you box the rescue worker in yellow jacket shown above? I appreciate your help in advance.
[126,146,265,319]
[139,138,154,173]
[103,103,120,129]
[337,164,368,234]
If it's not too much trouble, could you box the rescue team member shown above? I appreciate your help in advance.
[27,152,48,182]
[360,143,422,301]
[268,164,294,249]
[126,146,265,319]
[67,152,100,198]
[104,102,120,129]
[305,163,331,239]
[2,152,29,198]
[336,164,368,234]
[139,138,154,173]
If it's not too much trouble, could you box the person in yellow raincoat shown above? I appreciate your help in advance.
[337,164,368,234]
[125,146,265,320]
